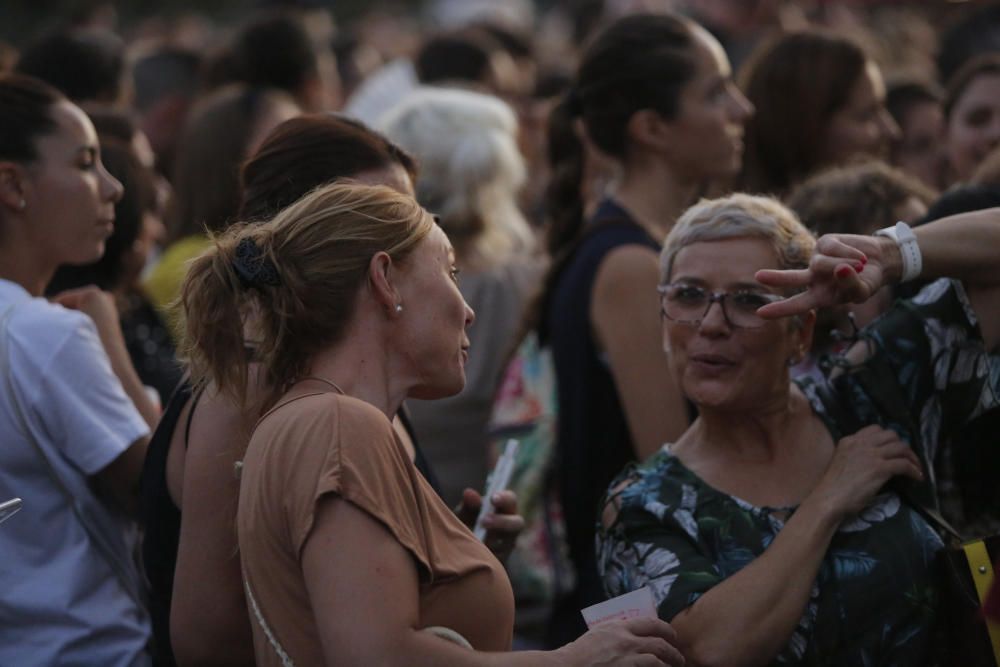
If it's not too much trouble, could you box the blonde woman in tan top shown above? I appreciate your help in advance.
[181,182,685,666]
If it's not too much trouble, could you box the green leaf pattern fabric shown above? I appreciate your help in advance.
[597,279,1000,666]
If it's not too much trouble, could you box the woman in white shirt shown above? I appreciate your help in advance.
[0,73,158,666]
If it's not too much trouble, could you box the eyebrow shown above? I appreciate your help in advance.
[76,146,98,161]
[671,277,769,291]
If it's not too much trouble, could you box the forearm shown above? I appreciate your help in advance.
[671,497,841,667]
[906,208,1000,287]
[884,209,1000,349]
[100,326,160,428]
[336,630,564,667]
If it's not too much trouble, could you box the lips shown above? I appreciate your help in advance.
[689,353,736,372]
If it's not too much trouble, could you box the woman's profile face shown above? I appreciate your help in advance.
[663,236,806,412]
[947,72,1000,181]
[893,98,947,190]
[394,223,475,400]
[822,61,900,167]
[22,101,123,267]
[660,26,754,182]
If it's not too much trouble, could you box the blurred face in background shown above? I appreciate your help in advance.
[822,61,900,166]
[247,94,302,157]
[947,72,1000,182]
[892,98,947,190]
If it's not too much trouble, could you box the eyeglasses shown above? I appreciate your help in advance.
[657,283,783,329]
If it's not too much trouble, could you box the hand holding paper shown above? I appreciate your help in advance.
[581,586,658,629]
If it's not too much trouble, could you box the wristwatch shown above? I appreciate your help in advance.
[874,221,922,283]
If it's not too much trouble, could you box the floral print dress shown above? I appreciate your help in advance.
[597,279,1000,666]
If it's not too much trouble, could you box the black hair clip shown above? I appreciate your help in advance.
[232,236,281,289]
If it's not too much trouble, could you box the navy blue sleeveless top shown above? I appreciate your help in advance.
[544,199,661,644]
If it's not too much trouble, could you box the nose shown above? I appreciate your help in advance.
[464,301,475,328]
[879,107,902,144]
[99,160,124,204]
[697,299,731,336]
[729,86,755,122]
[986,116,1000,147]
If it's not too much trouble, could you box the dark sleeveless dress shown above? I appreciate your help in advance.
[543,199,663,646]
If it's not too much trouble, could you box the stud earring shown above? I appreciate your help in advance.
[395,304,403,313]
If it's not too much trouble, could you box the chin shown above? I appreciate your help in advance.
[69,246,105,266]
[682,375,742,410]
[408,373,466,401]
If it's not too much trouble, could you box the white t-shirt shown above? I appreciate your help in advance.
[0,279,151,667]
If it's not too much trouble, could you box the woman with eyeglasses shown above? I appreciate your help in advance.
[597,193,1000,666]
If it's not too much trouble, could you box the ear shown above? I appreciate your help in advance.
[624,109,674,153]
[0,161,28,213]
[367,251,401,316]
[793,309,817,359]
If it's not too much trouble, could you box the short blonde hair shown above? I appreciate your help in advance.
[660,193,816,284]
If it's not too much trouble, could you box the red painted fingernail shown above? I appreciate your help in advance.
[854,262,864,272]
[836,266,853,278]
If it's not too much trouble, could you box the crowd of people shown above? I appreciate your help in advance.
[1,1,999,665]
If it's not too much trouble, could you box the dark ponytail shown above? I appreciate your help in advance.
[528,13,696,340]
[543,95,586,258]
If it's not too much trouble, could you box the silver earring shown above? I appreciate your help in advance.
[395,304,403,313]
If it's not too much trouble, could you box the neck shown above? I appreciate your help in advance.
[690,383,807,463]
[302,313,408,420]
[612,156,700,241]
[0,245,53,297]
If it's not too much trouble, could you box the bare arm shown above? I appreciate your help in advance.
[592,245,688,460]
[757,208,1000,350]
[302,495,684,667]
[666,427,922,667]
[170,388,256,667]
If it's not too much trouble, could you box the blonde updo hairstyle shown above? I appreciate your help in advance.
[660,193,816,290]
[181,182,434,405]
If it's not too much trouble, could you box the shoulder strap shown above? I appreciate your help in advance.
[0,305,149,608]
[183,382,206,450]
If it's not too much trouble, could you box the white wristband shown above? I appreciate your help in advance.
[874,221,922,283]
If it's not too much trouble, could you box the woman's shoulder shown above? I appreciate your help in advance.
[4,295,101,363]
[607,447,689,508]
[600,446,705,538]
[260,392,393,434]
[6,293,89,329]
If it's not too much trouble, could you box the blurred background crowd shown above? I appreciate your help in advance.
[3,0,1000,662]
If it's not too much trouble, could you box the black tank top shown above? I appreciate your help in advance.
[138,380,198,666]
